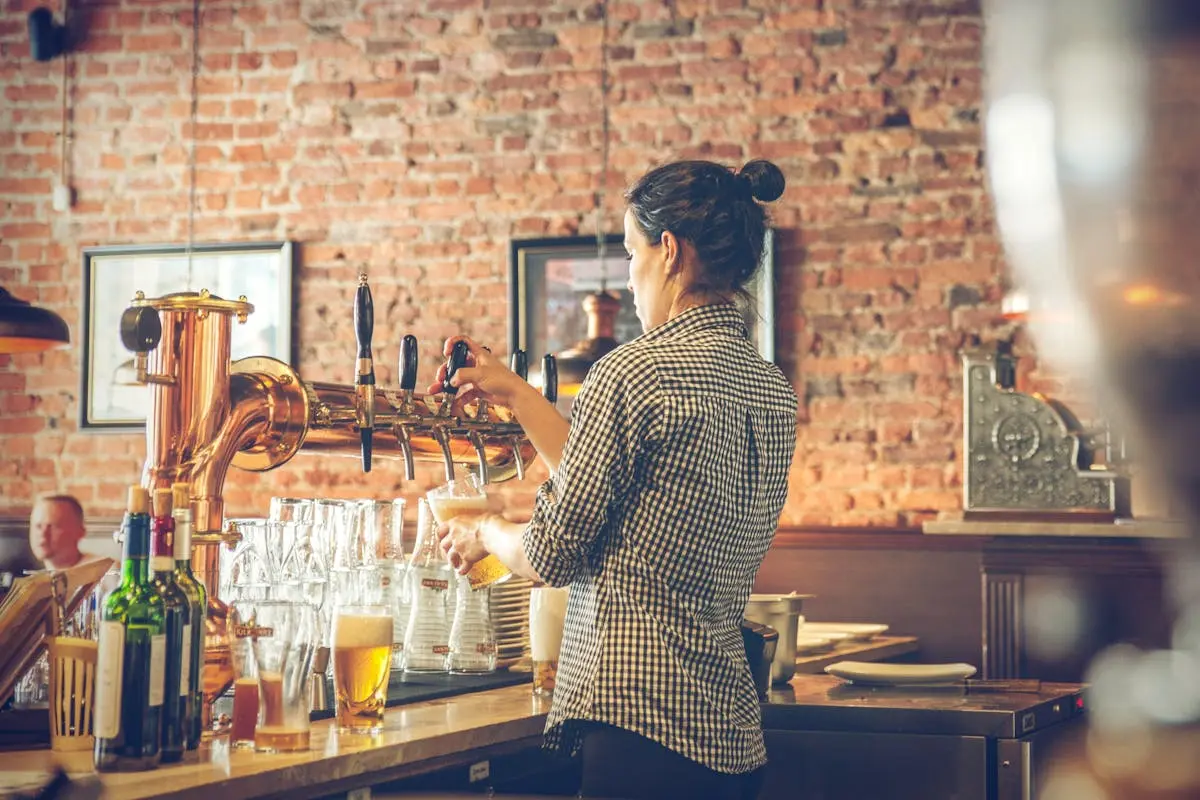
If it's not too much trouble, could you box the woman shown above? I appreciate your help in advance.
[433,159,797,800]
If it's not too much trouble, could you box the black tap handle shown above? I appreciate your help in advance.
[119,307,161,353]
[510,349,528,381]
[542,354,558,404]
[399,334,418,393]
[354,274,375,370]
[443,340,470,395]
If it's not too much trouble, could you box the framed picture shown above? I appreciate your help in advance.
[508,230,776,383]
[80,241,294,430]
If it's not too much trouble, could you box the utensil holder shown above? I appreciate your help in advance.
[46,635,98,752]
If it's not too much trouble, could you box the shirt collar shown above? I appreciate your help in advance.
[638,303,748,344]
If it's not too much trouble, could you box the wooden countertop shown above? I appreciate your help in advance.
[794,635,920,674]
[0,685,550,800]
[923,518,1187,539]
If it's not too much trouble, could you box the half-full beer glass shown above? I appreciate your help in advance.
[332,605,392,733]
[426,475,511,589]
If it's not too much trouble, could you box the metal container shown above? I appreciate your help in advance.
[744,593,811,685]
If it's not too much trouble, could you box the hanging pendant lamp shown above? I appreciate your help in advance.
[556,290,621,396]
[0,287,70,353]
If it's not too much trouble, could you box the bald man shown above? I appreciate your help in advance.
[29,494,90,570]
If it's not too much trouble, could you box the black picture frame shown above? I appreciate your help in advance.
[508,231,776,383]
[80,241,294,431]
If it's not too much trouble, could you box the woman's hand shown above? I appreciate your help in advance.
[437,513,492,575]
[427,335,533,413]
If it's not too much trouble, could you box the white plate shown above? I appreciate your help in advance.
[824,661,977,686]
[802,622,889,641]
[795,635,835,654]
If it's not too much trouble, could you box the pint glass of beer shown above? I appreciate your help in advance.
[426,475,511,589]
[529,587,569,696]
[332,605,393,733]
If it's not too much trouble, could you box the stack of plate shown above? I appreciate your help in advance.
[492,576,533,669]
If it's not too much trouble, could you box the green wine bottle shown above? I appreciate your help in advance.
[171,482,205,751]
[94,486,166,772]
[150,488,189,763]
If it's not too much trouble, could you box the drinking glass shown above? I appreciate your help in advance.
[269,497,313,525]
[426,475,510,589]
[448,575,496,674]
[403,500,452,674]
[228,599,261,749]
[247,600,319,753]
[332,604,393,734]
[529,587,569,696]
[385,499,409,668]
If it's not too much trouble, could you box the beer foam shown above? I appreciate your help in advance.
[334,613,394,649]
[427,495,488,523]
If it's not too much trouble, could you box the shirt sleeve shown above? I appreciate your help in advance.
[522,355,660,587]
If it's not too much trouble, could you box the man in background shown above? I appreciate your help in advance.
[28,494,91,570]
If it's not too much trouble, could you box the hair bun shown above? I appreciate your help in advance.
[737,159,785,203]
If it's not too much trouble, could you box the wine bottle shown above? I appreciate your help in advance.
[171,482,205,751]
[94,486,166,772]
[149,488,189,764]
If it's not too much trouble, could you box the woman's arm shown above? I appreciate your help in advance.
[505,382,570,474]
[439,513,543,583]
[428,336,570,472]
[480,514,542,583]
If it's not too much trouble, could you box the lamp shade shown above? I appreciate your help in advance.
[0,286,70,353]
[556,290,622,397]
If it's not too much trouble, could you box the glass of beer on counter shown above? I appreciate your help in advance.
[248,600,319,752]
[529,587,569,696]
[426,475,511,589]
[332,605,393,734]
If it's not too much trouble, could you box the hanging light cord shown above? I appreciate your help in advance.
[58,1,70,192]
[596,0,610,292]
[185,0,200,290]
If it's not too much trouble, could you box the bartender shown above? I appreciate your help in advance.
[434,158,797,800]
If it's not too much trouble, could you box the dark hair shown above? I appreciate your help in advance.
[624,159,785,299]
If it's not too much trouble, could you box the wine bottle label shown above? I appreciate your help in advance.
[95,621,125,739]
[148,634,166,707]
[180,623,192,698]
[151,556,174,573]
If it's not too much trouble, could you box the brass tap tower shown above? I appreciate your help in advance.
[119,280,550,734]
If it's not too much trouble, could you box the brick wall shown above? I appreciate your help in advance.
[1,0,1033,527]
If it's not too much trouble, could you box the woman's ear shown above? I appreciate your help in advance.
[660,230,682,278]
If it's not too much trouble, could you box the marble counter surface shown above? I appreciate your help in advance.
[0,684,550,800]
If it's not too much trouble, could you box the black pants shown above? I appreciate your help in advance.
[578,723,764,800]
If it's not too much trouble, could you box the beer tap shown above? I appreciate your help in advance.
[507,350,529,481]
[394,334,418,481]
[433,339,470,483]
[542,353,559,405]
[353,274,376,473]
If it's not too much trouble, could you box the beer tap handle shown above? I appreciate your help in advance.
[510,349,528,381]
[399,334,418,395]
[542,354,558,405]
[439,339,470,416]
[354,274,376,473]
[445,340,469,394]
[394,333,419,481]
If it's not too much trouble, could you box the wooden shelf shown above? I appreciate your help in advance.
[794,635,920,674]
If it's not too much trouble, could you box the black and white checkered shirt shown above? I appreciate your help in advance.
[522,303,798,774]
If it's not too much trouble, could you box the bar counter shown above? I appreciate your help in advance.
[0,685,551,800]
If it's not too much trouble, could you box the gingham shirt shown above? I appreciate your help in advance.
[522,303,798,774]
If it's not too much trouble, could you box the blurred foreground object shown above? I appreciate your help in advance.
[985,0,1200,796]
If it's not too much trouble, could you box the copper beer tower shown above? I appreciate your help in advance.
[120,279,543,732]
